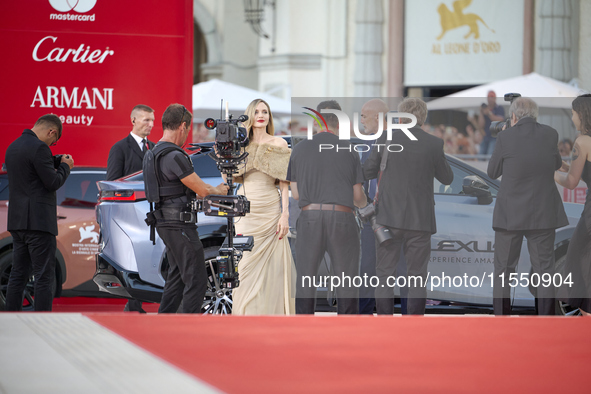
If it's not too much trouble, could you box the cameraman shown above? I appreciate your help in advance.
[487,97,567,315]
[145,104,228,313]
[363,98,453,315]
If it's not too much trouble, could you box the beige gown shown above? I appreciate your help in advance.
[232,143,296,315]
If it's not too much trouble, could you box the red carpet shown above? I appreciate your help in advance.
[52,297,160,313]
[87,315,591,393]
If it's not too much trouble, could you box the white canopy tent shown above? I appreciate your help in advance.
[427,72,587,111]
[192,79,292,120]
[426,73,588,141]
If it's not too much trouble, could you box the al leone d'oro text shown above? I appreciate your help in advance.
[432,41,501,55]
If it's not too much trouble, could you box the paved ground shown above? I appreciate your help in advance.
[0,310,344,394]
[0,313,221,394]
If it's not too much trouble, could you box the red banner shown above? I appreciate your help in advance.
[0,0,193,167]
[562,186,588,204]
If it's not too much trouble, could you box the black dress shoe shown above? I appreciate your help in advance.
[124,299,146,313]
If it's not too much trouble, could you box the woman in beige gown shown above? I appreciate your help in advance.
[231,99,296,315]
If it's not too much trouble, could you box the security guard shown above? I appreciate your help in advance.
[144,104,228,313]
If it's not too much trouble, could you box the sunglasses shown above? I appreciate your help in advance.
[181,106,189,128]
[50,129,60,146]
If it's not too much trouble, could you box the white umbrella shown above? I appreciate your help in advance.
[427,72,587,111]
[192,79,292,119]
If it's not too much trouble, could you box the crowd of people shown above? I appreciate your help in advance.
[422,120,577,159]
[420,91,504,157]
[4,92,591,317]
[421,122,481,156]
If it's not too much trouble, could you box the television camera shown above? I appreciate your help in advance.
[189,102,253,289]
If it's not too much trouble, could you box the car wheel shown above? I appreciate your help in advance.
[556,300,581,316]
[0,250,57,312]
[554,253,582,316]
[201,246,233,315]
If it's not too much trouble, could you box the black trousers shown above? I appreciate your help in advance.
[359,224,376,314]
[295,210,360,314]
[156,226,207,314]
[6,230,56,311]
[560,211,591,312]
[375,228,431,315]
[493,229,556,315]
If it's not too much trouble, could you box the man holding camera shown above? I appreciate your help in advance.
[287,100,367,314]
[479,90,506,155]
[144,104,228,313]
[487,97,567,315]
[4,114,74,311]
[363,98,453,315]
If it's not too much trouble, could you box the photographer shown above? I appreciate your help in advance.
[145,104,228,314]
[487,97,568,315]
[5,114,74,311]
[363,98,453,315]
[479,90,506,155]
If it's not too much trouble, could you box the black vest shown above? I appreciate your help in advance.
[143,142,191,205]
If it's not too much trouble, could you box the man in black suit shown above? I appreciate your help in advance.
[288,100,367,314]
[358,98,387,314]
[106,104,155,312]
[363,98,453,315]
[487,97,568,315]
[106,104,155,181]
[5,114,74,311]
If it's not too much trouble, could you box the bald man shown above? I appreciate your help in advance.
[359,99,387,314]
[360,99,389,137]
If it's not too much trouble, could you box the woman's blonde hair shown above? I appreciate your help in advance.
[243,99,275,138]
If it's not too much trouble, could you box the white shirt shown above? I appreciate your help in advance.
[130,132,146,151]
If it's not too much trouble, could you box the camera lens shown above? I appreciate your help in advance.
[489,120,509,138]
[369,215,392,244]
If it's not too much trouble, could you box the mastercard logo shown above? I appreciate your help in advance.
[49,0,97,13]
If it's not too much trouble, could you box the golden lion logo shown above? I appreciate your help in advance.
[437,0,494,40]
